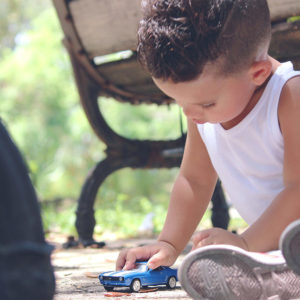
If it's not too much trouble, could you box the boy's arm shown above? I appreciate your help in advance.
[156,119,218,255]
[116,119,217,270]
[241,76,300,252]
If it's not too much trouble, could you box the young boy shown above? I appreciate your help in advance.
[117,0,300,297]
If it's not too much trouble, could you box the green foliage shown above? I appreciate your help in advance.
[0,0,49,51]
[1,8,103,200]
[41,201,77,235]
[101,98,186,140]
[0,3,187,236]
[94,194,156,237]
[287,16,300,23]
[228,210,248,232]
[93,168,176,237]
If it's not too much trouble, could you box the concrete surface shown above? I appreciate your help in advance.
[50,237,191,300]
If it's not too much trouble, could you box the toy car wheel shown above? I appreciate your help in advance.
[130,279,141,292]
[104,286,114,291]
[167,276,177,289]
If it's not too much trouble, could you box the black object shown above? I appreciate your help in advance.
[0,120,55,300]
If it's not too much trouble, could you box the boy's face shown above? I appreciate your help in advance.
[153,67,257,128]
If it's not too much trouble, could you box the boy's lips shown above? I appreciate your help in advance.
[192,118,206,124]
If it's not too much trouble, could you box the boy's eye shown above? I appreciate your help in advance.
[201,103,215,108]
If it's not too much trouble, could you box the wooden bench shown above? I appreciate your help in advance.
[53,0,300,246]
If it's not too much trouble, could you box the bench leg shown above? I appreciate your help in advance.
[211,179,230,229]
[66,46,229,244]
[75,159,229,246]
[75,157,124,247]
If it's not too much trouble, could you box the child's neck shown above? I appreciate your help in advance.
[221,58,281,130]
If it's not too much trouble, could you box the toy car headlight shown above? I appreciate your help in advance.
[119,277,124,281]
[100,276,103,280]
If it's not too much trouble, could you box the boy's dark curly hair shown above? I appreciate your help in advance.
[137,0,271,82]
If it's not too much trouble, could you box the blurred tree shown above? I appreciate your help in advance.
[0,2,185,236]
[0,7,102,199]
[0,0,49,53]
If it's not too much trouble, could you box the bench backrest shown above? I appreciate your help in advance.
[64,0,300,57]
[53,0,300,104]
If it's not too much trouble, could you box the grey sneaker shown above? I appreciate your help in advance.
[179,245,300,300]
[280,219,300,276]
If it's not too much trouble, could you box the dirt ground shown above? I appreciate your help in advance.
[49,235,191,300]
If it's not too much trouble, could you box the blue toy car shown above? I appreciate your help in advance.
[99,261,178,292]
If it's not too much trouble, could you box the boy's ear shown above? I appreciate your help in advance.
[249,60,272,86]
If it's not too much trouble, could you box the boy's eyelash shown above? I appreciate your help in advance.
[201,103,215,108]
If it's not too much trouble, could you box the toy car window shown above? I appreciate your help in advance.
[135,263,147,272]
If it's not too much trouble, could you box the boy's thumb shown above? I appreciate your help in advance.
[147,252,166,269]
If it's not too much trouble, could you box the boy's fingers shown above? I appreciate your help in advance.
[148,256,161,269]
[192,231,210,246]
[147,250,172,269]
[192,235,213,250]
[123,251,138,270]
[122,247,152,270]
[116,248,141,271]
[198,236,212,247]
[116,242,176,271]
[116,249,128,270]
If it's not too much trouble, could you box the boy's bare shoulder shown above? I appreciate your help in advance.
[280,75,300,104]
[278,75,300,135]
[278,75,300,120]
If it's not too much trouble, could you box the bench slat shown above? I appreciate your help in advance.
[69,0,300,57]
[69,0,141,58]
[270,22,300,59]
[97,56,149,86]
[96,22,300,98]
[268,0,300,22]
[96,56,165,98]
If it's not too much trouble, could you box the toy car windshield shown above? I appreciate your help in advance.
[133,262,148,272]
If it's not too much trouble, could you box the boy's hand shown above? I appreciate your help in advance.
[116,240,178,271]
[192,228,248,251]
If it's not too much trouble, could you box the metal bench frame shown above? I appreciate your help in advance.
[53,0,300,246]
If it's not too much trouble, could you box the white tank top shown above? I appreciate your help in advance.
[197,62,300,225]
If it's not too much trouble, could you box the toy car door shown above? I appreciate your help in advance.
[149,267,165,285]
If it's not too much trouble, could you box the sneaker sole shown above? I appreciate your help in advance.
[178,245,292,300]
[280,219,300,276]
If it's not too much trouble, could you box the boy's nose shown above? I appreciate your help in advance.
[182,106,202,119]
[182,107,192,117]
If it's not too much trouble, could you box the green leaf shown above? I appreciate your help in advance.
[287,16,300,23]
